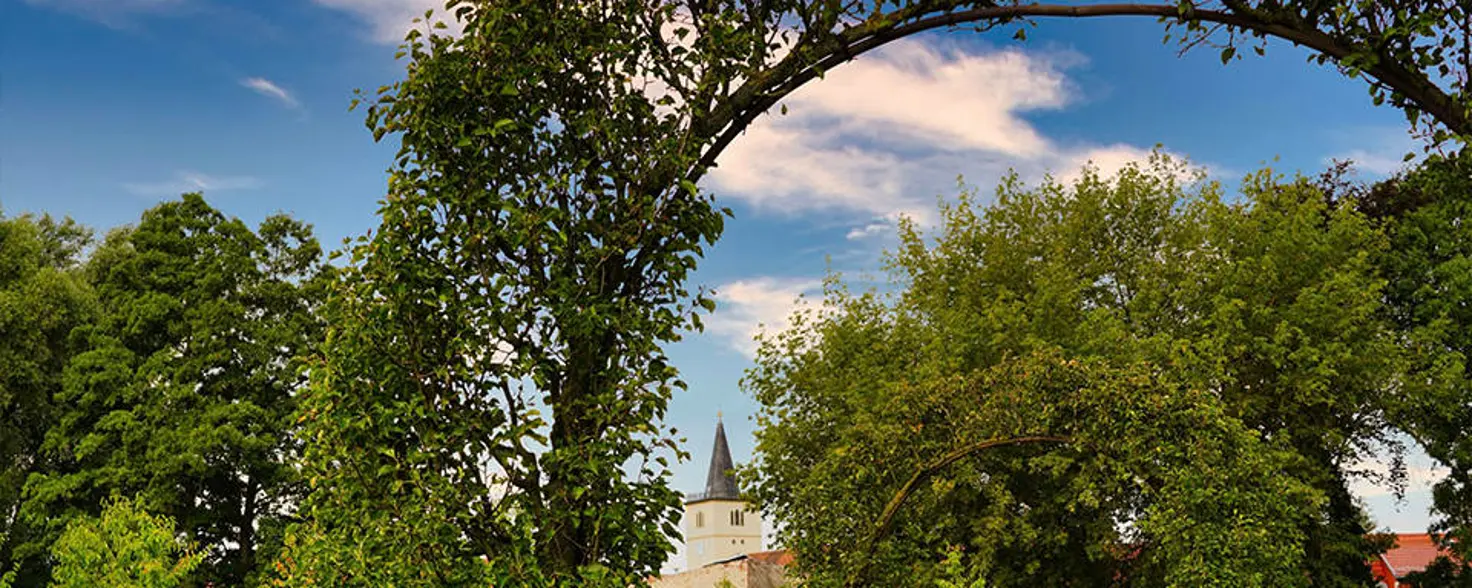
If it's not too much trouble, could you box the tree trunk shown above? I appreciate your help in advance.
[540,332,601,576]
[237,477,257,583]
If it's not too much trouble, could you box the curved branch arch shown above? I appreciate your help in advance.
[685,2,1468,184]
[842,435,1072,587]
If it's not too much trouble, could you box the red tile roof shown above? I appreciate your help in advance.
[1381,534,1456,578]
[746,549,794,567]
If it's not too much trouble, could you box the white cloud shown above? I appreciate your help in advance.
[708,121,914,218]
[1328,148,1416,177]
[703,39,1208,240]
[706,40,1070,219]
[846,221,892,241]
[706,278,823,358]
[1347,450,1450,500]
[124,171,263,198]
[1055,144,1159,185]
[240,77,300,109]
[783,41,1069,157]
[1053,143,1210,186]
[312,0,464,44]
[1325,126,1420,177]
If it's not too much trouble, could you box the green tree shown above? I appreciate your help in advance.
[287,4,725,584]
[0,213,96,585]
[1359,152,1472,562]
[18,194,330,585]
[286,0,1472,581]
[48,497,202,588]
[933,545,988,588]
[746,155,1402,586]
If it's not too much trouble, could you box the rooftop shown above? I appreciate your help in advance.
[1379,533,1457,578]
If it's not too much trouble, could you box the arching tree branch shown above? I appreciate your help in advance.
[842,435,1072,587]
[687,2,1468,183]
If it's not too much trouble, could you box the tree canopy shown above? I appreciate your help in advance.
[0,213,96,585]
[274,0,1472,582]
[1360,152,1472,570]
[745,155,1422,586]
[9,0,1472,584]
[285,4,727,583]
[14,194,330,586]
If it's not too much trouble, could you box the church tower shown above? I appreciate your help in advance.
[685,416,763,569]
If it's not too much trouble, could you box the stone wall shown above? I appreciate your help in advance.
[648,558,788,588]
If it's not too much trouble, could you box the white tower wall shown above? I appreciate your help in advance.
[683,417,764,570]
[685,498,762,569]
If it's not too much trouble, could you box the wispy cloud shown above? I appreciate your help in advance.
[846,221,893,241]
[1333,149,1413,177]
[706,277,823,358]
[123,171,263,198]
[240,77,300,109]
[845,208,930,241]
[703,39,1207,241]
[311,0,466,44]
[1324,126,1420,178]
[1348,454,1449,500]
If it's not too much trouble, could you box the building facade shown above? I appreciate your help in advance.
[683,418,763,570]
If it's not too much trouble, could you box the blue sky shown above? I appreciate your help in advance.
[2,0,1442,556]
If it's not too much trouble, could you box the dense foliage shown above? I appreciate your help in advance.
[282,3,727,584]
[1360,152,1472,579]
[746,155,1422,586]
[0,214,96,585]
[47,498,201,588]
[276,0,1472,582]
[8,195,329,586]
[8,0,1472,583]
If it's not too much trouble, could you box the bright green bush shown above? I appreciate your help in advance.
[48,498,201,588]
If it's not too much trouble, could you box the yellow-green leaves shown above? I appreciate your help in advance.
[48,498,202,588]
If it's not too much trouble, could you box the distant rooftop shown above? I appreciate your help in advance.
[1379,533,1458,577]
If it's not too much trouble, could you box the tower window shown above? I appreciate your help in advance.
[695,512,704,528]
[730,509,744,526]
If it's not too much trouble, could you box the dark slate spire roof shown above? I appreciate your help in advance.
[701,418,741,501]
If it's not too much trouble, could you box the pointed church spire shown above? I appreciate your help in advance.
[701,417,740,501]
